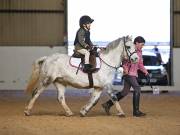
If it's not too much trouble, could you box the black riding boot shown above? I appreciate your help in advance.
[83,64,92,73]
[102,92,124,115]
[133,91,146,117]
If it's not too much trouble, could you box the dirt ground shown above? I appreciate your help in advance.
[0,89,180,135]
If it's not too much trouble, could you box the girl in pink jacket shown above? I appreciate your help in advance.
[102,36,149,117]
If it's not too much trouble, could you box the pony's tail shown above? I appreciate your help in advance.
[25,56,47,94]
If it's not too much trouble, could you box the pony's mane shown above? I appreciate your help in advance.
[101,36,132,54]
[101,37,123,54]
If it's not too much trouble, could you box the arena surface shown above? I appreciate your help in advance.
[0,89,180,135]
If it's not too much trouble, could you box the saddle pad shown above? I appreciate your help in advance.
[69,57,101,68]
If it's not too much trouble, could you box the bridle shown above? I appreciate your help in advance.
[122,37,137,62]
[98,37,137,70]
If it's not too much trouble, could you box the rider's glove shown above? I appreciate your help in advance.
[85,45,91,50]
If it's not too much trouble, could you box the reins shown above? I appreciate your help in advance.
[90,45,121,70]
[98,55,121,70]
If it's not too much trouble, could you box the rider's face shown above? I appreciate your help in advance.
[84,23,91,30]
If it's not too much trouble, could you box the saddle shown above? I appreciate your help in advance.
[71,48,99,88]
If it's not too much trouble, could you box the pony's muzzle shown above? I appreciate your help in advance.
[131,57,138,63]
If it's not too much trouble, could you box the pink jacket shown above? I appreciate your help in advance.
[122,48,148,77]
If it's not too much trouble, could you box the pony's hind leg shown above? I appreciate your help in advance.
[54,82,73,116]
[24,84,45,116]
[108,92,125,117]
[80,88,102,117]
[105,84,125,117]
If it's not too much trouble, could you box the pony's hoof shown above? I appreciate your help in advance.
[24,110,31,116]
[80,112,86,117]
[79,110,87,117]
[117,113,125,118]
[66,112,74,117]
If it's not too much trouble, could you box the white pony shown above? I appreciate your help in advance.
[24,36,138,117]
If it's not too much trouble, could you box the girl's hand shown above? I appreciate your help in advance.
[145,72,149,76]
[123,69,128,75]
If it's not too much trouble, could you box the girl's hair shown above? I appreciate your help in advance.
[133,36,145,44]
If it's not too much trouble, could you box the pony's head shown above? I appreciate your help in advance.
[122,36,139,63]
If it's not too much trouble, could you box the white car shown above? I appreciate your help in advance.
[138,51,168,85]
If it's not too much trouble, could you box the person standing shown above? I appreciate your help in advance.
[74,15,94,73]
[153,45,163,65]
[102,36,149,117]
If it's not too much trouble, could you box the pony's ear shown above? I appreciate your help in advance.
[127,35,132,41]
[125,35,131,40]
[130,35,133,39]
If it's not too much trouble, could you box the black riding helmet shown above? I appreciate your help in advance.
[79,15,94,27]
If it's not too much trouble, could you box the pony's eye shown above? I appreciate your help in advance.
[126,46,130,49]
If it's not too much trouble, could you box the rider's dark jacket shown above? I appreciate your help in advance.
[74,27,93,50]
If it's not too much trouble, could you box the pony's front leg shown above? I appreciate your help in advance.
[105,84,125,117]
[80,88,102,117]
[54,82,73,116]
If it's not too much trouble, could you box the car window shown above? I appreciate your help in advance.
[143,55,161,66]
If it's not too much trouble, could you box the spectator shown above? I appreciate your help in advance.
[153,45,163,64]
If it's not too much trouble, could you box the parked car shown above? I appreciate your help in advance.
[138,51,168,86]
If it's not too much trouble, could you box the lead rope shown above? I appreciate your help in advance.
[98,55,120,70]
